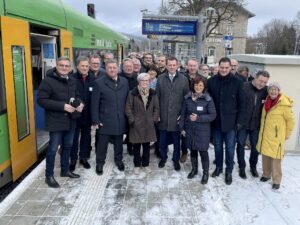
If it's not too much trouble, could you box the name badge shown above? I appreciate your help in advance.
[89,87,93,91]
[197,106,203,111]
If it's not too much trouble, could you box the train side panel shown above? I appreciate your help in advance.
[1,16,37,181]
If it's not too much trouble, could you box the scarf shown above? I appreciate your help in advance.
[264,94,281,113]
[192,92,203,101]
[138,86,149,109]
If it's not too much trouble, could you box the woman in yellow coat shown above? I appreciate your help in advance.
[257,82,295,189]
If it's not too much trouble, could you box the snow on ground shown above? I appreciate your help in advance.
[0,146,300,225]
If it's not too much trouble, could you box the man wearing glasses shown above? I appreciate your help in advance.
[200,64,211,79]
[38,57,83,188]
[89,54,105,78]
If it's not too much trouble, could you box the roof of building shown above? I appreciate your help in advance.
[229,54,300,65]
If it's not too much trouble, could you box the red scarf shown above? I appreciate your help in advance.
[264,94,281,113]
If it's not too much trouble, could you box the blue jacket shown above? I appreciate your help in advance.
[179,92,216,151]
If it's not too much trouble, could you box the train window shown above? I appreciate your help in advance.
[12,46,30,140]
[64,48,70,58]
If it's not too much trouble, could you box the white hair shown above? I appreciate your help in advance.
[137,73,150,82]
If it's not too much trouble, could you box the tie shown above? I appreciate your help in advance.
[170,75,174,82]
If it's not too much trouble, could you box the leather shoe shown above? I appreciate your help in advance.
[187,169,198,179]
[158,159,166,168]
[260,177,270,182]
[239,168,247,179]
[96,165,103,175]
[179,153,187,163]
[211,168,223,177]
[225,172,232,185]
[116,163,125,171]
[61,171,80,178]
[45,176,60,188]
[201,171,209,185]
[69,160,76,172]
[272,184,280,190]
[80,159,91,169]
[250,168,259,177]
[174,161,181,171]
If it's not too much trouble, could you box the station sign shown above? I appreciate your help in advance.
[223,35,234,41]
[142,19,197,36]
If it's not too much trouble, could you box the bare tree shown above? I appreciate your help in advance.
[163,0,246,37]
[255,19,295,55]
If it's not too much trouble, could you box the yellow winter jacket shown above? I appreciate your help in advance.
[256,94,295,160]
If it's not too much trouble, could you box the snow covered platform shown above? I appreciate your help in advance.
[1,145,300,225]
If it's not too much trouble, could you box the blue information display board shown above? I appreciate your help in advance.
[142,19,197,36]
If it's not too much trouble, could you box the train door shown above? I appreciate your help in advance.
[60,29,73,60]
[30,33,56,136]
[0,35,11,187]
[1,16,37,181]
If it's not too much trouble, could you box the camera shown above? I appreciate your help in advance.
[69,97,81,108]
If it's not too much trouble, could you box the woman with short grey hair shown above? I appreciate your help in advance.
[257,82,295,189]
[125,73,160,173]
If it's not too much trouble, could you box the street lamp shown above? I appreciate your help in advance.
[196,7,215,65]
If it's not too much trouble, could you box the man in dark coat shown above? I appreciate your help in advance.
[118,58,138,155]
[156,54,167,76]
[89,54,105,79]
[69,56,95,172]
[236,70,269,179]
[119,58,138,92]
[38,57,82,188]
[91,59,129,175]
[207,57,245,185]
[156,56,189,171]
[140,52,154,73]
[231,58,247,82]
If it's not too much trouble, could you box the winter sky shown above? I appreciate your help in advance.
[62,0,300,37]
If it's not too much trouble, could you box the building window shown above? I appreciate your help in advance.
[226,24,234,36]
[208,46,216,56]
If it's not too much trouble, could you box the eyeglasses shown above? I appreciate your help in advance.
[91,63,100,65]
[140,79,150,82]
[58,64,70,68]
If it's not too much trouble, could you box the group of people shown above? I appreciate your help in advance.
[38,52,295,191]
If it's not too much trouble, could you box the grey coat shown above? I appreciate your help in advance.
[125,88,160,143]
[179,92,216,151]
[91,75,129,135]
[156,72,189,131]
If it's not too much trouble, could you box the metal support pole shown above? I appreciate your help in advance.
[196,12,204,65]
[294,28,299,55]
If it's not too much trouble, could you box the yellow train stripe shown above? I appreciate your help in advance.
[0,160,11,172]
